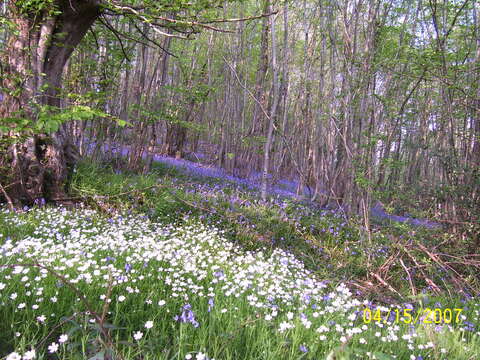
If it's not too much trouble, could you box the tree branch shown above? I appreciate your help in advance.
[98,15,132,62]
[131,21,178,57]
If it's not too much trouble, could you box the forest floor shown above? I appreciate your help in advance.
[0,157,479,360]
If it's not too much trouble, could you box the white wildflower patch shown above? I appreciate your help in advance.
[0,207,478,359]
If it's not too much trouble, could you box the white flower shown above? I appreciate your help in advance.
[118,295,126,302]
[133,331,143,341]
[196,353,206,360]
[158,300,166,306]
[278,321,294,333]
[185,355,192,360]
[0,283,6,290]
[316,325,329,333]
[145,320,154,329]
[286,312,294,320]
[36,315,46,323]
[301,318,312,329]
[6,352,21,360]
[58,334,68,343]
[22,349,36,360]
[48,342,59,353]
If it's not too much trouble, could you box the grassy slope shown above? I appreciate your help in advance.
[0,160,478,360]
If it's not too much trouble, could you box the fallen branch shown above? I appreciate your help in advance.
[0,182,14,211]
[369,271,402,298]
[416,243,478,295]
[399,258,417,297]
[400,244,444,295]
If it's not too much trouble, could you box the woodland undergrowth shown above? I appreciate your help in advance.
[0,159,478,360]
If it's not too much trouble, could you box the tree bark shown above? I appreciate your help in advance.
[261,2,279,201]
[0,0,101,204]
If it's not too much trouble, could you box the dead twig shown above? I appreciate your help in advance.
[400,244,443,295]
[0,181,14,211]
[399,258,417,297]
[369,271,403,298]
[416,243,478,295]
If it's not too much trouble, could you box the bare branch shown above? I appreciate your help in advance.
[98,16,132,62]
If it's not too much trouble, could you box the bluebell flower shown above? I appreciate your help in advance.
[213,270,224,278]
[463,321,475,332]
[176,304,199,327]
[208,298,214,312]
[299,344,308,353]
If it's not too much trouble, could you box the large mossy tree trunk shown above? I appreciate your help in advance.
[0,0,101,205]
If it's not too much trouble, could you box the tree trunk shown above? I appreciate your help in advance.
[261,2,279,201]
[0,0,101,204]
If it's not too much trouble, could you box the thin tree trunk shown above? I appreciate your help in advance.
[261,3,280,201]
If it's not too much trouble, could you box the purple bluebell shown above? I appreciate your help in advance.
[176,304,199,327]
[213,270,224,278]
[299,345,308,353]
[208,298,214,312]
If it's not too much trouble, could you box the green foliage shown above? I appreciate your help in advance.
[1,105,129,142]
[15,0,55,15]
[0,17,17,34]
[163,83,215,105]
[241,136,267,151]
